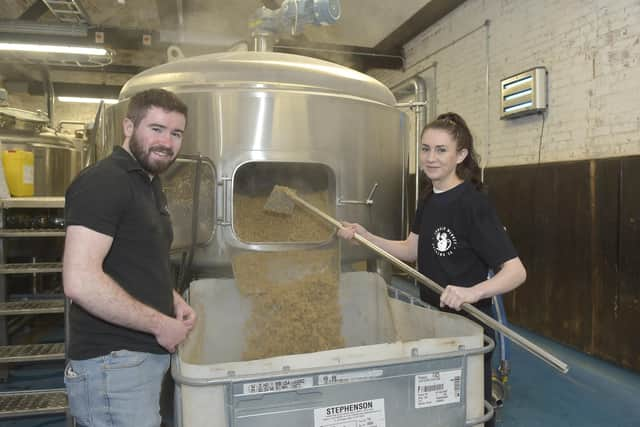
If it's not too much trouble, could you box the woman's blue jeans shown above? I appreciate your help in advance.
[64,350,170,427]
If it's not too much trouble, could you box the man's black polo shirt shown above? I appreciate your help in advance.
[65,146,174,359]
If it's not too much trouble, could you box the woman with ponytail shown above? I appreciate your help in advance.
[339,112,526,425]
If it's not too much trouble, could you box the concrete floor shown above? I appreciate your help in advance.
[495,326,640,427]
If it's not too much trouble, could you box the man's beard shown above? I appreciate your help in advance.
[129,133,177,175]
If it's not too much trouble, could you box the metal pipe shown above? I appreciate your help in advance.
[338,182,378,205]
[85,100,105,167]
[56,120,85,133]
[64,298,71,360]
[272,44,405,65]
[465,401,494,427]
[483,20,491,181]
[0,20,88,36]
[175,0,185,44]
[395,101,428,109]
[42,68,55,128]
[251,32,274,52]
[392,77,426,237]
[176,0,184,29]
[250,31,275,52]
[284,190,570,374]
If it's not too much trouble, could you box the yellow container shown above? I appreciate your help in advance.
[2,150,34,197]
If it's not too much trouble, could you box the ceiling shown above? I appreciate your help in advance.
[0,0,465,98]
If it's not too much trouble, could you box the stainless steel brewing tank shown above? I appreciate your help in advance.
[0,108,84,196]
[106,51,406,269]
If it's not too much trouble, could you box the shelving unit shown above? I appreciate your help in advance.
[0,230,66,238]
[0,197,68,419]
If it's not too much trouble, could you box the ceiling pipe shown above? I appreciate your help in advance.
[176,0,184,42]
[249,0,341,52]
[0,19,87,37]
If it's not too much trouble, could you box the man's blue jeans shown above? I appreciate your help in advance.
[64,350,170,427]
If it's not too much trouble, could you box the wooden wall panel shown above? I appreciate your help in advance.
[487,162,592,347]
[545,162,592,348]
[591,158,621,365]
[485,156,640,372]
[486,166,540,330]
[617,158,640,370]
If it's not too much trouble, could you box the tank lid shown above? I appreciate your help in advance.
[0,107,48,123]
[120,51,396,106]
[0,107,48,132]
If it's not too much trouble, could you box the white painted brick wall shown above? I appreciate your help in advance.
[371,0,640,167]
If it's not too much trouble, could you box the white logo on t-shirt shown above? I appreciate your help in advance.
[432,226,457,256]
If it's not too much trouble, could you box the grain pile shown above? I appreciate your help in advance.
[233,191,333,242]
[232,249,343,360]
[231,189,344,360]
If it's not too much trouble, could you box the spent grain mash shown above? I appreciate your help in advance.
[232,189,344,360]
[233,191,333,242]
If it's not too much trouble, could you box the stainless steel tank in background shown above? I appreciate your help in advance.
[0,107,85,196]
[101,51,407,271]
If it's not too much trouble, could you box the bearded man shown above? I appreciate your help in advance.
[62,88,196,427]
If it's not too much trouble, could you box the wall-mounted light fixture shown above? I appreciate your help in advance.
[500,67,547,119]
[58,96,118,104]
[0,42,108,56]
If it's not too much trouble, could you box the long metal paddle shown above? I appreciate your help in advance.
[264,185,569,374]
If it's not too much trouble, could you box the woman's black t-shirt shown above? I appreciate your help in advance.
[411,181,517,311]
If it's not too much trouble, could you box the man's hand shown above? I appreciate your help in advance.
[154,315,192,353]
[173,291,196,330]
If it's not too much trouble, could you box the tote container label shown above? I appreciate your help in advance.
[242,376,313,395]
[317,369,383,385]
[314,398,386,427]
[414,369,462,408]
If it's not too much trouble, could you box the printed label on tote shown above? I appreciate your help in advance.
[317,369,383,385]
[242,376,312,395]
[415,369,462,408]
[314,398,385,427]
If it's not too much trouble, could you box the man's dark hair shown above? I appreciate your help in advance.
[126,88,188,127]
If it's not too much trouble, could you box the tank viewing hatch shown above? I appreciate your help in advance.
[163,156,216,251]
[232,161,335,245]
